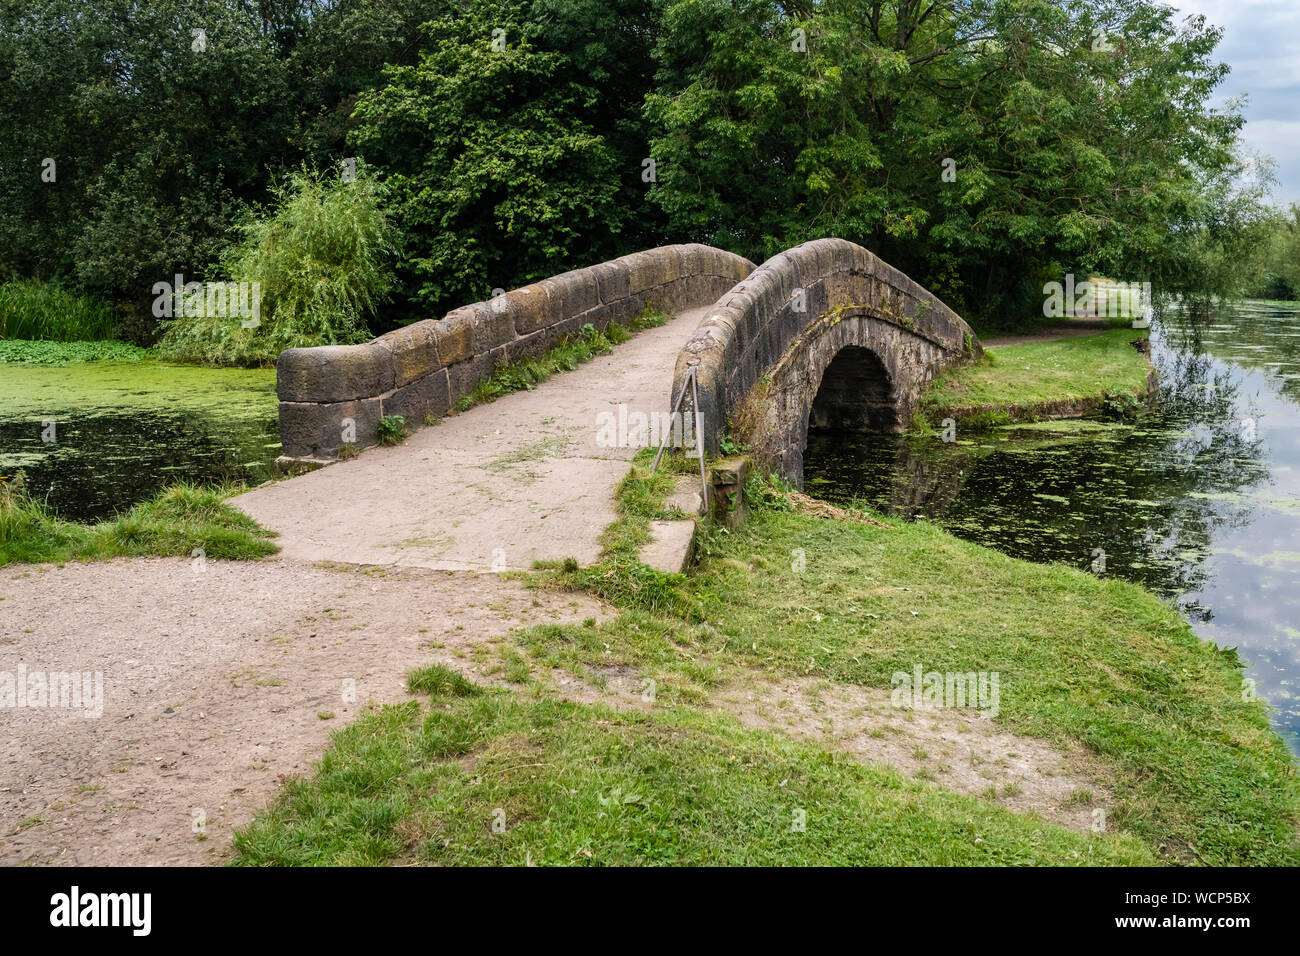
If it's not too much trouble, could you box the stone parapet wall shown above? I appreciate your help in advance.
[276,244,755,460]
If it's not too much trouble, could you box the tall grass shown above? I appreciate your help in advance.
[0,473,278,567]
[157,164,398,366]
[0,279,115,341]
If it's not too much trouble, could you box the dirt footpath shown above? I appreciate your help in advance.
[0,557,605,865]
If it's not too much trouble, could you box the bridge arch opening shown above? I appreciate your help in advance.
[808,345,899,433]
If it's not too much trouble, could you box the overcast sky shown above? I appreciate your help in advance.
[1169,0,1300,207]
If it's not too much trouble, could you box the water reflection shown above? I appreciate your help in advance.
[805,301,1300,753]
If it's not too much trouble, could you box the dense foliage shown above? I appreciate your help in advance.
[646,0,1267,324]
[351,0,662,313]
[0,0,1285,358]
[0,279,116,340]
[157,166,398,365]
[1240,204,1300,300]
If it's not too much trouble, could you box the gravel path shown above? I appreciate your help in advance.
[2,309,704,865]
[982,317,1111,347]
[0,557,605,865]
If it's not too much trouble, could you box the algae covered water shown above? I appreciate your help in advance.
[0,359,279,522]
[804,300,1300,754]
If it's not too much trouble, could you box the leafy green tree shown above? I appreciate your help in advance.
[646,0,1260,328]
[0,0,304,323]
[1236,203,1300,300]
[350,0,661,315]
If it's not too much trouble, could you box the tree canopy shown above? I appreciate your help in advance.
[0,0,1278,349]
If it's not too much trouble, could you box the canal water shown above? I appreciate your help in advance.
[804,300,1300,754]
[0,360,279,522]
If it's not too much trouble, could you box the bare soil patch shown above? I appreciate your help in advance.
[712,676,1114,833]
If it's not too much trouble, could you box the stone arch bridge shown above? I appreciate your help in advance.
[275,237,979,486]
[672,237,981,483]
[242,239,979,570]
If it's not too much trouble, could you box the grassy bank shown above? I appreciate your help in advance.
[234,678,1154,866]
[232,461,1299,867]
[922,329,1153,428]
[0,477,278,566]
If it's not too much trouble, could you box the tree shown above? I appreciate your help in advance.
[350,0,662,315]
[157,165,398,365]
[0,1,306,319]
[645,0,1257,328]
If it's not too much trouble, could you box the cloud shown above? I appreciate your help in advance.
[1170,1,1300,203]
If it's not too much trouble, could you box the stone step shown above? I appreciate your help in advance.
[638,519,697,574]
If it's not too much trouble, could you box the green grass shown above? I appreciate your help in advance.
[233,687,1154,866]
[377,414,408,445]
[922,329,1152,427]
[0,280,116,341]
[406,664,483,698]
[522,474,1300,865]
[454,310,669,413]
[0,339,150,365]
[0,475,278,566]
[229,460,1300,867]
[678,502,1299,864]
[532,451,699,617]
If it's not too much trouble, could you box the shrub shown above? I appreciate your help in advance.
[0,475,276,567]
[406,665,482,698]
[157,165,398,366]
[377,415,407,445]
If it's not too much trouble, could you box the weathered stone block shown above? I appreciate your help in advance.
[464,301,515,354]
[447,352,498,406]
[381,368,451,424]
[779,246,818,291]
[624,250,673,294]
[677,243,713,280]
[576,302,619,332]
[716,286,757,319]
[507,283,553,336]
[709,456,751,529]
[729,252,758,280]
[274,455,327,475]
[377,320,440,388]
[503,329,550,365]
[795,277,830,320]
[593,261,631,304]
[432,310,475,366]
[279,398,381,458]
[551,313,589,343]
[277,342,395,404]
[851,242,878,276]
[548,269,599,317]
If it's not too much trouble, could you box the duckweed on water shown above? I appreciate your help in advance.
[806,299,1300,754]
[0,359,278,521]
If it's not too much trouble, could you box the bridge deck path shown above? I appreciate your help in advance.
[233,306,711,571]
